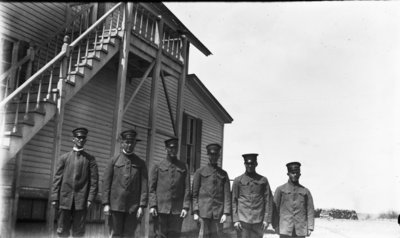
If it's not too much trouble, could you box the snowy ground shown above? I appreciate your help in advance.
[262,218,400,238]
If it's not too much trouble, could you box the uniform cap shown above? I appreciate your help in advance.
[72,127,88,137]
[286,161,301,172]
[120,129,141,141]
[242,153,258,164]
[164,137,179,148]
[206,143,222,154]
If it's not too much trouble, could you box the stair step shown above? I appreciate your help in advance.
[94,37,116,47]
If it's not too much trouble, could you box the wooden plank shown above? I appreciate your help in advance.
[0,10,49,43]
[144,16,164,238]
[1,6,59,40]
[7,3,64,29]
[160,72,176,135]
[31,2,67,21]
[175,36,188,154]
[46,40,69,236]
[10,151,23,238]
[111,3,133,156]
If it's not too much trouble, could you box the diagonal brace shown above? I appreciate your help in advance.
[161,70,176,136]
[123,60,156,115]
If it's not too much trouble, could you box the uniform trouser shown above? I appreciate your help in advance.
[236,222,263,238]
[154,213,183,238]
[109,211,140,238]
[279,228,305,238]
[57,208,87,237]
[280,236,305,238]
[198,217,224,238]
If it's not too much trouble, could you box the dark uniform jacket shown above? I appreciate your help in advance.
[232,173,273,224]
[51,150,99,210]
[149,156,190,214]
[274,180,314,236]
[192,164,231,219]
[102,153,148,213]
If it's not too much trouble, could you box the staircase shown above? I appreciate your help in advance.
[0,3,124,164]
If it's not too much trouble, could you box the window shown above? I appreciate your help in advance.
[180,113,202,174]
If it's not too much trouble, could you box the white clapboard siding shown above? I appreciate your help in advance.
[0,2,67,43]
[62,67,116,178]
[183,84,224,168]
[122,75,152,161]
[10,67,117,190]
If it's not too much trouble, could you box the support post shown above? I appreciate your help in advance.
[46,36,70,238]
[90,3,98,25]
[9,41,20,92]
[111,2,134,156]
[175,35,189,154]
[10,151,23,238]
[144,15,164,238]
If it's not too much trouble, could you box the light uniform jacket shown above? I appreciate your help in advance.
[102,153,148,213]
[149,156,190,214]
[192,164,231,219]
[232,173,273,224]
[51,150,99,210]
[274,180,314,236]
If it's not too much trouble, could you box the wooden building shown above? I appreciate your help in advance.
[0,2,233,238]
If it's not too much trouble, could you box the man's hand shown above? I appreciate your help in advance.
[180,209,187,218]
[262,221,270,231]
[103,205,111,216]
[307,229,313,236]
[137,207,144,219]
[220,214,227,223]
[193,213,199,221]
[87,201,92,208]
[234,221,242,231]
[51,201,58,207]
[150,207,158,217]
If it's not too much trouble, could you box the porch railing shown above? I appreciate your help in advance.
[0,3,124,135]
[0,3,96,102]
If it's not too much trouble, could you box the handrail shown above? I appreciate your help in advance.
[0,4,94,85]
[0,51,66,108]
[70,2,123,48]
[0,2,124,108]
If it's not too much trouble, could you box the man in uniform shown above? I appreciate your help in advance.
[232,153,273,238]
[102,129,148,237]
[192,143,231,238]
[51,127,99,237]
[149,137,190,238]
[274,162,314,238]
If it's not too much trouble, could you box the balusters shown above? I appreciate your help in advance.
[162,31,166,50]
[167,32,171,53]
[75,14,84,72]
[100,23,106,49]
[139,8,144,35]
[12,66,22,133]
[149,17,154,42]
[46,36,59,101]
[84,10,91,65]
[116,6,121,30]
[144,11,149,39]
[154,20,160,46]
[133,5,138,31]
[108,10,114,40]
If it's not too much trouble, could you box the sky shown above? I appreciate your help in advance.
[165,1,400,214]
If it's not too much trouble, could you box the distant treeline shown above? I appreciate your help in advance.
[315,208,358,220]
